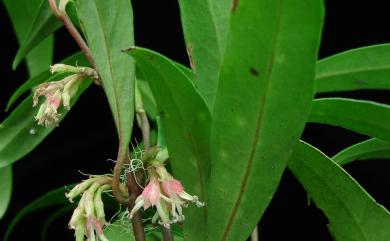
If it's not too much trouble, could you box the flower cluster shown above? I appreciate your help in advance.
[129,163,204,228]
[66,176,128,241]
[33,64,96,127]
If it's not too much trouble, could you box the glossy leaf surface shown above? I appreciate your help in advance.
[12,0,61,70]
[316,44,390,93]
[4,0,54,75]
[309,98,390,142]
[333,138,390,165]
[0,165,12,219]
[289,141,390,241]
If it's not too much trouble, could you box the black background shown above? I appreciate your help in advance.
[1,0,390,240]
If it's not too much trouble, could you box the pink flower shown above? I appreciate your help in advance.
[142,178,161,208]
[129,165,204,228]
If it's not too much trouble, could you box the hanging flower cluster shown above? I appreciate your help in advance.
[33,64,97,127]
[129,162,204,228]
[66,176,128,241]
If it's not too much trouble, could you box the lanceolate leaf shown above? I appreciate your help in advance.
[12,0,62,70]
[0,80,92,168]
[127,47,211,241]
[75,0,135,161]
[0,165,12,220]
[209,1,324,241]
[333,138,390,165]
[3,185,74,241]
[288,141,390,241]
[177,0,231,109]
[308,98,390,142]
[316,44,390,93]
[3,0,54,76]
[7,52,87,111]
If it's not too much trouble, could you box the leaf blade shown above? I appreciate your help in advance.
[12,0,61,70]
[333,138,390,165]
[3,185,72,241]
[288,141,390,241]
[0,165,12,220]
[127,47,211,241]
[209,1,324,240]
[177,0,231,108]
[316,44,390,93]
[75,0,135,160]
[4,0,55,75]
[308,98,390,142]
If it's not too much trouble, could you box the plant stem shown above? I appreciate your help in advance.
[161,226,174,241]
[126,156,145,241]
[49,0,96,69]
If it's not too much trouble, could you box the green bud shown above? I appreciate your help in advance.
[94,184,110,224]
[84,183,100,218]
[62,74,83,109]
[66,177,102,202]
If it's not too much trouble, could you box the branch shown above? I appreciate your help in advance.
[126,153,145,241]
[49,0,96,69]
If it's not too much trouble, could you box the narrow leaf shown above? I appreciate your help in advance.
[4,185,73,241]
[4,0,54,75]
[75,0,135,161]
[12,0,61,70]
[289,141,390,241]
[0,80,92,168]
[209,1,324,241]
[316,44,390,93]
[127,47,211,241]
[308,98,390,142]
[177,0,231,108]
[333,138,390,165]
[7,52,87,111]
[0,165,12,219]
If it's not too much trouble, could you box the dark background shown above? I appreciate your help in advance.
[1,0,390,240]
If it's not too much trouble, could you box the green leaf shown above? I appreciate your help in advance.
[7,52,87,111]
[0,165,12,220]
[288,141,390,241]
[75,0,135,161]
[104,219,184,241]
[12,0,62,70]
[177,0,231,108]
[126,47,211,241]
[40,205,74,241]
[0,80,92,168]
[104,219,135,241]
[316,44,390,93]
[4,185,73,241]
[4,0,54,76]
[333,138,390,165]
[137,79,157,120]
[308,98,390,142]
[209,1,324,241]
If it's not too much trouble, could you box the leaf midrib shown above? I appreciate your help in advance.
[219,1,284,240]
[316,66,390,80]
